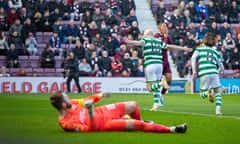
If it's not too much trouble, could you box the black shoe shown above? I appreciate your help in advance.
[142,120,154,124]
[175,123,187,133]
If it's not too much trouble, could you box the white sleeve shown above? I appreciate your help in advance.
[191,50,199,73]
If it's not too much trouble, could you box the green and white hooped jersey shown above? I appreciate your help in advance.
[141,37,167,68]
[193,46,222,77]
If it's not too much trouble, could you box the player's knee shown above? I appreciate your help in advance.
[125,101,138,112]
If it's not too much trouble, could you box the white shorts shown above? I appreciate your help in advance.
[144,64,162,82]
[200,74,221,91]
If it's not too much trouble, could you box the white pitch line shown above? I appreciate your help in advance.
[141,108,240,120]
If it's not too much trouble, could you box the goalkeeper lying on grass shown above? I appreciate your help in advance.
[50,91,187,133]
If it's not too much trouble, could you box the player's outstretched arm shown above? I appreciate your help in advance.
[124,39,143,46]
[167,44,192,52]
[77,92,112,106]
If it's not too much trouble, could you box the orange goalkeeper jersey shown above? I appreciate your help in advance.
[58,99,126,132]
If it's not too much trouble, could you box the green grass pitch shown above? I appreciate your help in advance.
[0,93,240,144]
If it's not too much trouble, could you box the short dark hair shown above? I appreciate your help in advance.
[202,33,216,47]
[50,91,64,110]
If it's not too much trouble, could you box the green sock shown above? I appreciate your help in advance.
[215,93,222,107]
[149,82,161,92]
[201,91,208,98]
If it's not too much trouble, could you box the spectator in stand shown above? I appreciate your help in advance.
[89,51,102,77]
[78,58,92,76]
[59,0,71,21]
[36,0,49,15]
[0,0,9,12]
[196,22,208,43]
[48,31,63,56]
[187,1,197,22]
[65,19,80,44]
[183,33,197,52]
[170,9,181,27]
[129,21,141,40]
[7,8,19,28]
[195,0,208,22]
[41,43,55,68]
[178,22,187,45]
[21,18,36,43]
[50,7,63,24]
[107,0,118,15]
[82,10,93,24]
[8,0,22,10]
[118,43,129,58]
[181,9,191,27]
[15,67,27,76]
[178,0,186,18]
[228,0,239,23]
[115,9,126,25]
[25,32,38,56]
[0,7,8,31]
[0,31,9,56]
[223,32,235,57]
[129,50,139,76]
[104,8,118,26]
[111,54,123,76]
[92,33,103,50]
[99,20,110,40]
[24,0,36,17]
[136,58,144,77]
[85,43,96,62]
[70,0,81,21]
[89,51,100,71]
[79,0,93,15]
[217,0,230,23]
[41,10,53,32]
[219,22,232,39]
[7,43,20,68]
[19,7,32,24]
[33,11,43,32]
[72,40,85,62]
[121,52,134,76]
[234,33,240,51]
[9,19,22,38]
[126,9,138,26]
[53,18,66,43]
[208,21,219,36]
[99,50,112,76]
[186,22,197,39]
[47,0,58,13]
[0,66,10,77]
[230,47,240,70]
[8,30,25,55]
[216,34,223,50]
[155,0,166,24]
[219,45,230,69]
[92,7,105,27]
[207,0,218,24]
[89,21,99,39]
[103,36,115,57]
[79,21,90,40]
[120,0,136,16]
[118,18,130,37]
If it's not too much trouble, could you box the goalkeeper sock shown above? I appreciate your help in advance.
[133,120,170,133]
